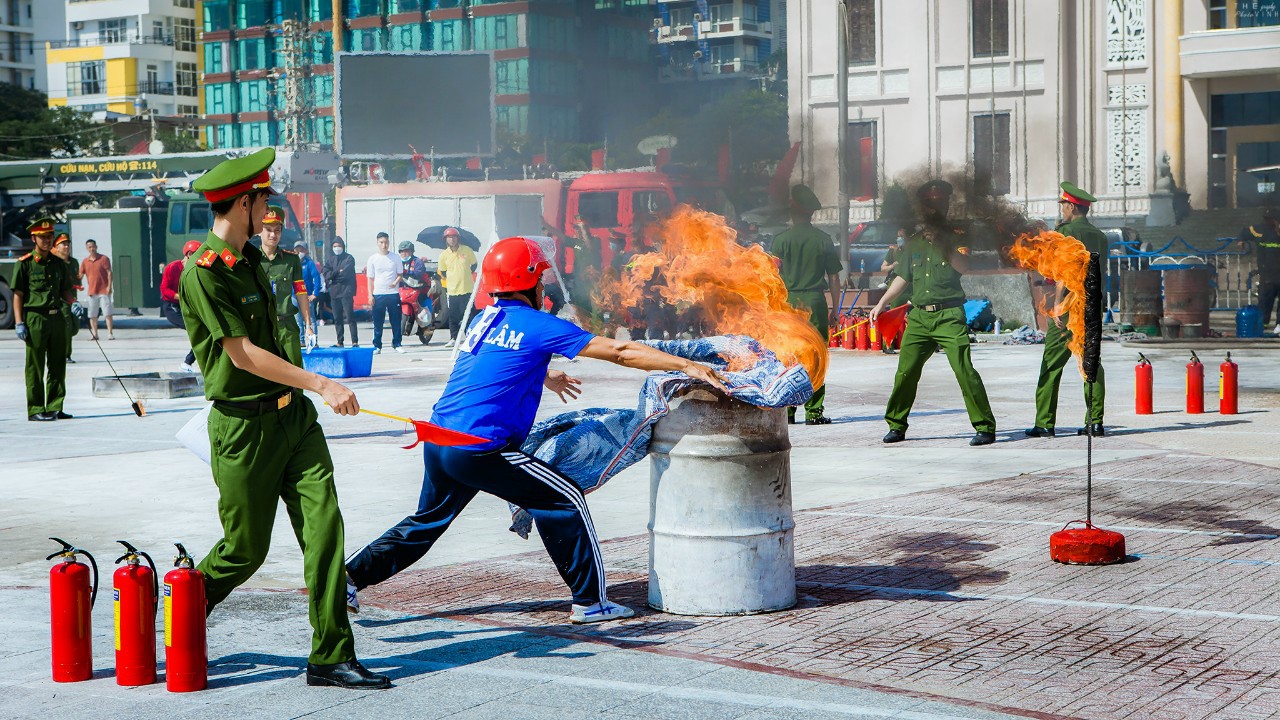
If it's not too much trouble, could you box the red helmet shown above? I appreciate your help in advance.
[183,240,202,256]
[482,236,551,293]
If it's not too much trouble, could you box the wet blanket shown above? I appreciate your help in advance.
[509,335,813,537]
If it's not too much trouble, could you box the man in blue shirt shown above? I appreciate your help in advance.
[294,240,324,337]
[345,236,726,623]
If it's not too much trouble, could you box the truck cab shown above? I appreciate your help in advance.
[563,172,676,266]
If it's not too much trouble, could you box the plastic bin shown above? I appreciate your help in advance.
[303,347,374,378]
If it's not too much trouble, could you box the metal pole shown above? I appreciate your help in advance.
[836,0,850,280]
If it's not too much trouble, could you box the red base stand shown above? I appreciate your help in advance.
[1049,521,1126,565]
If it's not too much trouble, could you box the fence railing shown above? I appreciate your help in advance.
[1108,236,1255,311]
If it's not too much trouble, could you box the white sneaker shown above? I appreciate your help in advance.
[444,340,455,348]
[179,363,195,373]
[373,348,381,355]
[346,576,360,614]
[569,600,635,624]
[394,346,405,354]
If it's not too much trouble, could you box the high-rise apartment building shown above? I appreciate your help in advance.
[1,0,64,90]
[789,0,1280,223]
[200,0,654,151]
[44,0,199,119]
[651,0,774,97]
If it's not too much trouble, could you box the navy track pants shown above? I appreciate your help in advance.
[345,443,607,605]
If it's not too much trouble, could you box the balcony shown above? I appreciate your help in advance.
[1180,26,1280,79]
[659,59,760,82]
[49,34,174,49]
[136,80,175,95]
[654,19,773,43]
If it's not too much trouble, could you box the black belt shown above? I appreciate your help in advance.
[915,300,965,312]
[214,389,295,415]
[27,308,60,316]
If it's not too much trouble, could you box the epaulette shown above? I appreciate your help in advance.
[1249,226,1263,238]
[18,253,31,261]
[195,249,218,268]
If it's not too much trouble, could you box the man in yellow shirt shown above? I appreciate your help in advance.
[437,227,478,348]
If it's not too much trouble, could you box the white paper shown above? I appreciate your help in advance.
[176,404,213,466]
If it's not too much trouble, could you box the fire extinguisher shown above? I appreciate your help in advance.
[164,543,207,692]
[841,316,855,350]
[1135,353,1153,415]
[869,321,882,351]
[48,537,97,683]
[1220,352,1239,415]
[855,320,870,350]
[1186,351,1204,414]
[113,540,158,686]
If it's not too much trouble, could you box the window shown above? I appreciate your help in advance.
[846,0,875,66]
[348,0,380,17]
[316,116,335,145]
[174,0,196,7]
[1209,0,1228,28]
[244,122,270,146]
[203,0,231,31]
[577,192,620,227]
[189,203,212,232]
[204,42,224,73]
[389,23,425,51]
[846,121,878,199]
[99,18,127,43]
[66,61,105,96]
[240,80,268,111]
[178,104,199,116]
[435,20,459,50]
[206,82,232,114]
[633,191,672,217]
[312,74,334,105]
[153,21,166,42]
[973,113,1011,195]
[236,2,268,28]
[972,0,1009,58]
[174,18,196,52]
[237,38,267,70]
[176,62,197,96]
[709,3,733,23]
[169,204,187,234]
[1212,91,1280,127]
[476,15,518,50]
[390,0,425,10]
[743,3,757,23]
[1237,0,1280,27]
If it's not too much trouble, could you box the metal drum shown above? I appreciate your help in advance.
[648,388,796,615]
[1119,268,1162,334]
[1163,266,1212,334]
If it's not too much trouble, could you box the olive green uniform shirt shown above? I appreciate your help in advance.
[13,250,73,309]
[260,248,304,317]
[179,232,289,403]
[772,222,842,292]
[1056,216,1108,271]
[897,228,969,306]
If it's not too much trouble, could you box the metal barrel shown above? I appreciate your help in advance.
[1162,266,1213,337]
[1119,268,1162,334]
[647,388,796,615]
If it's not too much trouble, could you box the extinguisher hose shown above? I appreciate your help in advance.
[139,551,159,614]
[85,550,99,610]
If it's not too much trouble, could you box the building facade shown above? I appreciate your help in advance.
[788,0,1280,225]
[199,0,654,151]
[44,0,199,119]
[1,0,64,91]
[651,0,775,100]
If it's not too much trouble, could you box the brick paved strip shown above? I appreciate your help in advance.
[362,455,1280,720]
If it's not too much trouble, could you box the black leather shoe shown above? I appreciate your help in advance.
[1076,424,1105,437]
[29,412,56,422]
[970,432,997,446]
[805,415,832,425]
[305,660,391,689]
[882,429,906,443]
[55,411,74,419]
[67,358,76,363]
[1024,426,1055,438]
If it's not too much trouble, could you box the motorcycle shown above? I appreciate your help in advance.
[400,275,436,345]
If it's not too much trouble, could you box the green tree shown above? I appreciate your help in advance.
[154,128,203,153]
[0,85,112,159]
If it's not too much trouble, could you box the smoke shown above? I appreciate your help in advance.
[886,165,1047,257]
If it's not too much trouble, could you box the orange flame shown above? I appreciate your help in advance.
[1009,230,1090,375]
[594,206,828,388]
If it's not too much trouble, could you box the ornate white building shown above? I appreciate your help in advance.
[787,0,1280,224]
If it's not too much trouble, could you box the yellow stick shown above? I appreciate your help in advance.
[325,403,414,424]
[830,319,869,340]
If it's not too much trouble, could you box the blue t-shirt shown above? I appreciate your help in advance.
[431,299,593,451]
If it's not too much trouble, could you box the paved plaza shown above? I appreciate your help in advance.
[1,318,1277,719]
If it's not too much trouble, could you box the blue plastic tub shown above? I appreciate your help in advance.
[303,347,374,378]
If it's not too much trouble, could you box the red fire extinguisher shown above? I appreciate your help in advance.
[1220,352,1239,415]
[841,317,855,349]
[1135,353,1153,415]
[113,540,158,686]
[48,537,97,683]
[869,321,882,351]
[164,543,207,693]
[855,320,870,350]
[1186,351,1204,414]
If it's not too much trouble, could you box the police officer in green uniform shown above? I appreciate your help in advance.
[772,184,842,424]
[53,233,81,363]
[179,148,389,690]
[13,218,83,421]
[872,180,996,446]
[1025,182,1108,438]
[258,205,314,366]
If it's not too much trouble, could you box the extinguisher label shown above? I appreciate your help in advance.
[164,584,173,648]
[113,588,121,651]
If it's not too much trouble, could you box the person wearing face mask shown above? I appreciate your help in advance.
[871,180,996,447]
[179,148,390,690]
[323,236,359,347]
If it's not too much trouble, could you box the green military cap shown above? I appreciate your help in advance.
[917,179,954,200]
[193,147,278,203]
[262,205,285,225]
[27,217,56,236]
[790,184,822,213]
[1059,181,1097,207]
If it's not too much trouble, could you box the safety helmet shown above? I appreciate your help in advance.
[398,241,415,252]
[443,227,460,238]
[183,240,202,256]
[482,236,551,294]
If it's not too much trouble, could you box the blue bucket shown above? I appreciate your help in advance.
[303,347,375,378]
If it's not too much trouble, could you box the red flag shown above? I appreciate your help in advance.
[877,304,910,345]
[402,420,489,449]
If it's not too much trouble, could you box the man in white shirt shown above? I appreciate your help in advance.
[365,232,404,354]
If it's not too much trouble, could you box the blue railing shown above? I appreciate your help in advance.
[1108,236,1256,311]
